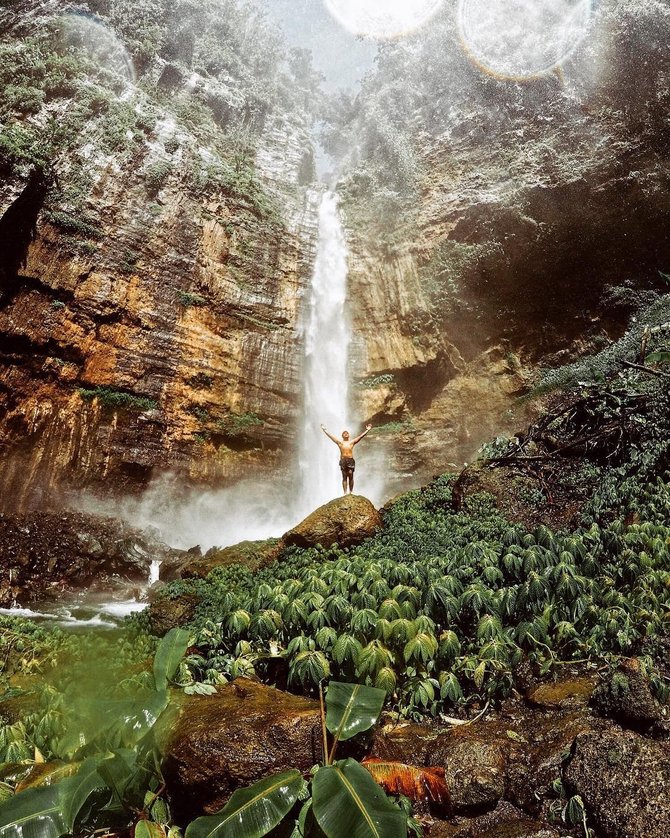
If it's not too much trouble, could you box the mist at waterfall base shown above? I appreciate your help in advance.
[77,192,387,552]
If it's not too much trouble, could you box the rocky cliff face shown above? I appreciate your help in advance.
[0,0,320,511]
[340,0,670,485]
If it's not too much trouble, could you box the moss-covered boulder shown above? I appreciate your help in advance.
[431,726,508,812]
[283,495,382,550]
[163,678,321,822]
[179,539,282,580]
[592,660,665,729]
[527,677,597,710]
[146,592,202,636]
[564,728,670,838]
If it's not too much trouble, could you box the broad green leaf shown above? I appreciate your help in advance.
[0,782,68,838]
[135,821,167,838]
[98,749,139,807]
[325,682,385,743]
[153,628,191,691]
[312,759,406,838]
[15,762,78,793]
[58,691,169,757]
[62,757,106,831]
[185,770,303,838]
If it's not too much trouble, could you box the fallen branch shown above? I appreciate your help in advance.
[622,359,670,379]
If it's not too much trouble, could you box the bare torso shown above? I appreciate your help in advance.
[337,441,355,459]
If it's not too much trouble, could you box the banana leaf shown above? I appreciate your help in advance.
[58,690,169,757]
[312,759,406,838]
[185,770,304,838]
[62,757,107,831]
[153,628,191,692]
[325,683,385,744]
[0,782,68,838]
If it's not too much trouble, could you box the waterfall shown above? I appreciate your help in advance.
[148,559,161,587]
[298,191,351,514]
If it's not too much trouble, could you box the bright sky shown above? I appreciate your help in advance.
[265,0,377,91]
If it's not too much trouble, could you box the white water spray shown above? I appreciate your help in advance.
[298,191,352,515]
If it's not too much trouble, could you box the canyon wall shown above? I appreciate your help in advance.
[339,0,670,486]
[0,0,320,511]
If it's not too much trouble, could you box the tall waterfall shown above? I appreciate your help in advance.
[298,191,351,514]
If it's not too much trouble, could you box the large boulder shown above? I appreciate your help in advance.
[431,726,508,812]
[283,495,382,550]
[179,539,282,580]
[591,660,665,730]
[163,679,322,822]
[564,728,670,838]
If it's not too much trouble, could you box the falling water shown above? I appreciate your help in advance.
[298,191,351,514]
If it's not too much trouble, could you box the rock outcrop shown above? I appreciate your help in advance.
[178,539,282,580]
[283,494,382,550]
[0,510,172,606]
[163,678,321,823]
[0,0,320,511]
[565,728,670,838]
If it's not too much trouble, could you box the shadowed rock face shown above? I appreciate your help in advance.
[0,510,173,606]
[283,494,383,549]
[163,678,321,823]
[342,0,670,485]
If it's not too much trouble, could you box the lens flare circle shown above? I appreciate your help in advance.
[457,0,594,80]
[324,0,445,40]
[57,13,135,84]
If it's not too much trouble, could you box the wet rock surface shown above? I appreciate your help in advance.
[432,726,508,812]
[178,539,282,580]
[564,727,670,838]
[429,801,560,837]
[527,678,597,711]
[163,678,322,823]
[146,592,202,637]
[283,494,383,550]
[0,511,174,606]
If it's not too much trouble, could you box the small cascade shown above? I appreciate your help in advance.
[298,191,351,515]
[148,559,162,587]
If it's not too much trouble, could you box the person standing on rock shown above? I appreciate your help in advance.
[320,424,372,495]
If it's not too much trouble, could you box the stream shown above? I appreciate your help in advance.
[0,559,162,630]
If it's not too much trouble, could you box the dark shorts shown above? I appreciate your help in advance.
[339,457,355,477]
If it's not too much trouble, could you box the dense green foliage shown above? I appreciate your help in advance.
[145,342,670,719]
[0,627,188,836]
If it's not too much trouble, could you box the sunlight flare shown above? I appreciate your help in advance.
[323,0,445,40]
[458,0,594,80]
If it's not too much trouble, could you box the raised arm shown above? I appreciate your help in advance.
[320,425,340,445]
[352,424,373,445]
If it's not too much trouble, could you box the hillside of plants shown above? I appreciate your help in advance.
[0,297,668,835]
